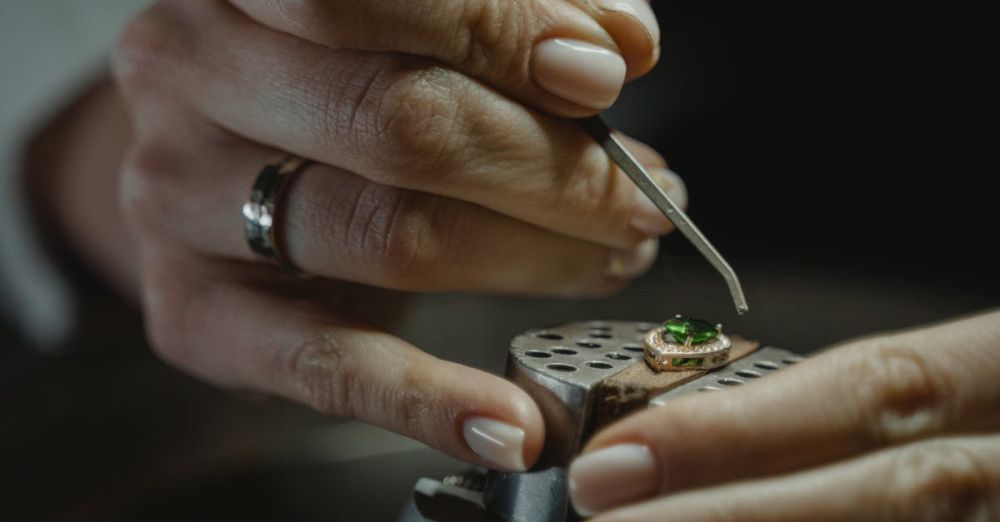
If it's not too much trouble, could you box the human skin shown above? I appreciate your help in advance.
[568,310,1000,520]
[26,1,1000,517]
[30,0,682,473]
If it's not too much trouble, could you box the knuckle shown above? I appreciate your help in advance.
[455,0,529,81]
[283,333,443,437]
[886,441,993,521]
[112,5,188,97]
[344,185,456,288]
[118,140,183,234]
[374,67,465,179]
[282,331,356,416]
[383,361,442,437]
[381,197,462,288]
[572,146,632,222]
[536,132,637,244]
[847,341,950,444]
[311,55,381,150]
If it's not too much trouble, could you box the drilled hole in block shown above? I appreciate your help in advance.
[718,377,745,386]
[698,386,722,392]
[536,333,563,340]
[754,361,780,370]
[525,350,552,358]
[590,333,612,339]
[552,348,578,355]
[606,353,631,361]
[576,341,601,349]
[547,363,578,372]
[622,345,644,353]
[735,369,763,379]
[587,361,614,370]
[782,356,804,365]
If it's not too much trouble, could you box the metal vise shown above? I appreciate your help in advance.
[400,320,803,522]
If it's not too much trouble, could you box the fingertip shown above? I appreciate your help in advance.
[655,168,688,210]
[532,38,627,111]
[568,443,658,516]
[618,135,667,169]
[463,416,528,471]
[628,167,687,236]
[494,382,548,469]
[591,0,661,80]
[605,238,660,280]
[450,368,545,471]
[513,386,547,467]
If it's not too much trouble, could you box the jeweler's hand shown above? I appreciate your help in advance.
[110,0,678,472]
[568,310,1000,520]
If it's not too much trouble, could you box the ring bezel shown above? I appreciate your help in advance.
[643,327,732,372]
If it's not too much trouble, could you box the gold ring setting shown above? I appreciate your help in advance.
[644,315,732,372]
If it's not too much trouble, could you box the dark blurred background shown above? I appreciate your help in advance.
[609,3,994,291]
[2,3,995,521]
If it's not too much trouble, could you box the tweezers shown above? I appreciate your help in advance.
[582,116,750,315]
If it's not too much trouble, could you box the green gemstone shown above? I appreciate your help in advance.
[671,357,704,369]
[664,315,719,344]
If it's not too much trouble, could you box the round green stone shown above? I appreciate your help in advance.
[664,315,719,344]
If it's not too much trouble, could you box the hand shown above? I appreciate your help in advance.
[111,0,680,472]
[568,310,1000,520]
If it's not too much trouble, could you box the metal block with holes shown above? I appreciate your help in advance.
[649,347,804,405]
[400,321,804,522]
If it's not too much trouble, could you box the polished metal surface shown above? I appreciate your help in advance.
[486,320,651,522]
[649,346,802,405]
[242,155,312,266]
[582,116,749,315]
[508,320,650,391]
[485,325,803,522]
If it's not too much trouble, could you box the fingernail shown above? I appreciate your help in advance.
[463,416,527,471]
[605,238,658,279]
[533,38,626,110]
[595,0,661,45]
[630,168,688,236]
[568,443,658,517]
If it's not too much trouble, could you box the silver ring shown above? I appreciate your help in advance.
[242,155,312,267]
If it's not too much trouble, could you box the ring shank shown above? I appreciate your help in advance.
[643,328,733,372]
[242,155,312,267]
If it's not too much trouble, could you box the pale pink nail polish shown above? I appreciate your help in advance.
[630,168,688,236]
[595,0,661,44]
[463,416,527,471]
[605,238,658,279]
[568,443,659,516]
[532,38,626,110]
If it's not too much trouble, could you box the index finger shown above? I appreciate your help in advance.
[228,0,659,116]
[567,310,1000,516]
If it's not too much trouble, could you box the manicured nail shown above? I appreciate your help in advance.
[630,168,688,236]
[595,0,661,45]
[606,238,658,279]
[568,443,658,517]
[533,38,626,109]
[463,416,527,471]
